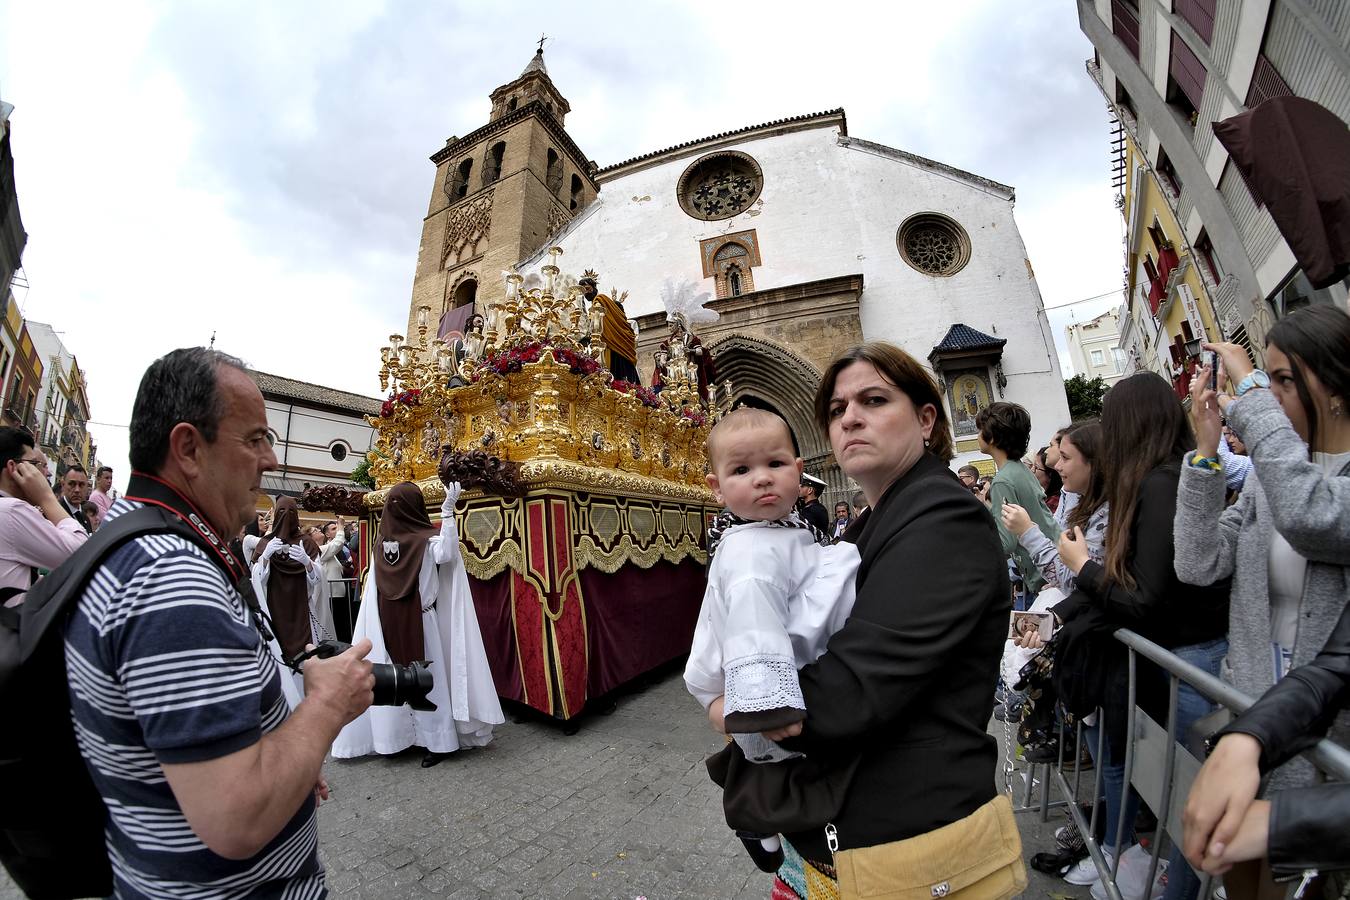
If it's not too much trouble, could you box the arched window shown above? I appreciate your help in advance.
[727,265,743,297]
[447,158,473,200]
[507,96,518,112]
[546,149,563,194]
[452,277,478,309]
[569,174,583,211]
[483,142,505,186]
[713,242,754,297]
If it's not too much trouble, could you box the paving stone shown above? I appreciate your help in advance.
[0,667,1087,900]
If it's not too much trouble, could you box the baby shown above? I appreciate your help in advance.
[684,408,860,869]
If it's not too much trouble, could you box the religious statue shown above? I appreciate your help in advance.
[421,420,442,461]
[654,278,719,402]
[580,270,641,384]
[654,318,716,402]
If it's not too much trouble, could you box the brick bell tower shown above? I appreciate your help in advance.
[406,48,600,338]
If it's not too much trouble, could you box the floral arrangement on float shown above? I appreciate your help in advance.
[362,250,734,502]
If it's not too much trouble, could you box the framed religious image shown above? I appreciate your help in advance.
[1009,612,1054,642]
[946,367,995,437]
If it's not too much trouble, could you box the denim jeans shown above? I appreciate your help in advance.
[1160,638,1228,900]
[1083,720,1138,853]
[1082,637,1228,860]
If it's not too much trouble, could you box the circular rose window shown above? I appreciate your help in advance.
[897,213,971,277]
[677,151,764,221]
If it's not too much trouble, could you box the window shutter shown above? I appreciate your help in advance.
[1169,32,1207,112]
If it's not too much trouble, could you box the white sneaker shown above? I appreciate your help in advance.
[1064,849,1111,886]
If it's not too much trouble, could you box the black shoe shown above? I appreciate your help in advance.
[1022,743,1061,764]
[421,751,453,768]
[1030,846,1087,876]
[735,832,784,873]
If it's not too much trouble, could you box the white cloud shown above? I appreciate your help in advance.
[2,0,1123,488]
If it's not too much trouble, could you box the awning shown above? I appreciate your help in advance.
[261,473,311,496]
[1214,96,1350,289]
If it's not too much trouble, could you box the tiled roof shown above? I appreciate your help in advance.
[932,324,1007,353]
[249,370,382,416]
[597,109,847,175]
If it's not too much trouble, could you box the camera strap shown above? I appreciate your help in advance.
[123,472,281,656]
[123,473,248,585]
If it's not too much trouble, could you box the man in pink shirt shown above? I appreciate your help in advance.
[89,465,115,520]
[0,426,88,605]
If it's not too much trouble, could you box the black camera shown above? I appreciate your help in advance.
[296,640,437,712]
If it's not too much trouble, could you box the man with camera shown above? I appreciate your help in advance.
[0,427,88,604]
[63,348,375,897]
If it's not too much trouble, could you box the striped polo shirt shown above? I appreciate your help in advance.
[64,499,325,899]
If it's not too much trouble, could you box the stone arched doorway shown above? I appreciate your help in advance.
[706,334,849,506]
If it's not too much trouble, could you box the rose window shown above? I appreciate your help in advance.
[677,152,764,221]
[896,214,972,277]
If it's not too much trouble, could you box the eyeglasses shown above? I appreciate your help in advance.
[18,455,48,470]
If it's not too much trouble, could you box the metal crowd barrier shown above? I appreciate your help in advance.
[1012,628,1350,900]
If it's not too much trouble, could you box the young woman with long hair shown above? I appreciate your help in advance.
[1002,420,1106,593]
[1047,374,1231,883]
[1178,305,1350,880]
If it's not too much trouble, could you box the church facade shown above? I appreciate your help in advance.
[406,51,1070,500]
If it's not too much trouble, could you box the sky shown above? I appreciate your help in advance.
[1,0,1126,491]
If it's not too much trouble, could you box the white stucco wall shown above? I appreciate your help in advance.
[518,122,1070,468]
[265,399,376,487]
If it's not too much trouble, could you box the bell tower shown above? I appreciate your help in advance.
[406,49,599,338]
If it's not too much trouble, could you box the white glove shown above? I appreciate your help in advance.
[441,481,462,516]
[259,538,286,563]
[287,544,310,565]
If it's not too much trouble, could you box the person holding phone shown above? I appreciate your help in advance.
[1045,375,1231,889]
[0,426,88,605]
[1176,304,1350,793]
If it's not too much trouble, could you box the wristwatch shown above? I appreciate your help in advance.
[1235,369,1270,397]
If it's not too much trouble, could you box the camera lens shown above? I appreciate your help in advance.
[372,661,437,712]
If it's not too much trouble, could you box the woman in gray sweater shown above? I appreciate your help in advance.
[1174,304,1350,792]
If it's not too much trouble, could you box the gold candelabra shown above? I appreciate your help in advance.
[378,304,455,393]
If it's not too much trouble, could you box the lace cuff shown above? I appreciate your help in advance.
[725,654,805,715]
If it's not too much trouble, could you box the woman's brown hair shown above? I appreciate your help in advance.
[1060,419,1104,533]
[813,342,954,462]
[1098,373,1193,589]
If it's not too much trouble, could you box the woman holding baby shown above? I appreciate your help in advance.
[708,342,1023,899]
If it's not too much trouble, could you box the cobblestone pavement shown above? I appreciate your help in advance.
[1,663,1089,899]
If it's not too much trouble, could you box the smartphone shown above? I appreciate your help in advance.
[1009,611,1055,642]
[1205,350,1218,391]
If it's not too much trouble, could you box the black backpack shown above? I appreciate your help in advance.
[0,506,188,900]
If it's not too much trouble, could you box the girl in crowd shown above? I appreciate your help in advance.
[1031,445,1064,513]
[1002,420,1107,594]
[332,481,503,767]
[1046,374,1231,889]
[1177,305,1350,882]
[707,342,1019,899]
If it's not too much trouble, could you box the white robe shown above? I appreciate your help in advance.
[331,513,504,757]
[684,522,860,763]
[251,544,326,710]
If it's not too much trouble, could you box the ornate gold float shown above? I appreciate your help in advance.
[362,249,725,721]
